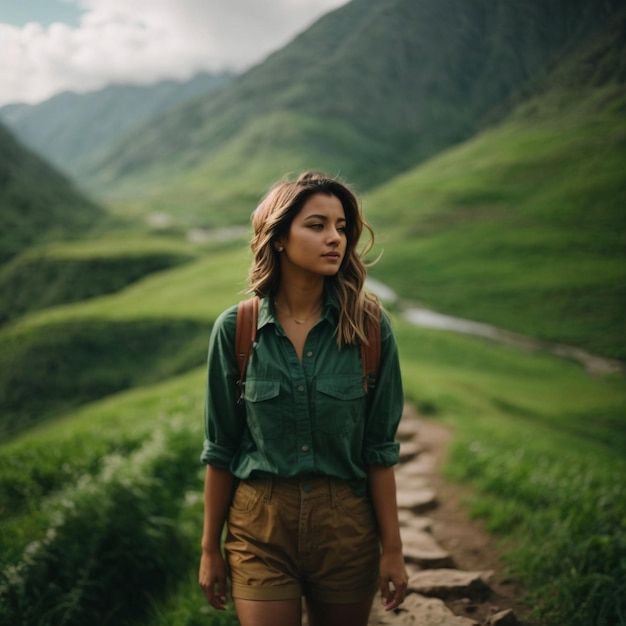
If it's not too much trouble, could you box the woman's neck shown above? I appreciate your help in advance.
[274,280,324,320]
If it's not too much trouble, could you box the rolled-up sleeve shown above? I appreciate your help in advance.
[200,305,245,468]
[362,312,404,467]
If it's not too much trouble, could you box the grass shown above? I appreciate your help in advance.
[0,369,213,626]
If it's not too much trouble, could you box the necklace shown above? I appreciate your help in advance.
[274,301,322,325]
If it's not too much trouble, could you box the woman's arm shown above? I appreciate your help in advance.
[368,464,408,611]
[199,465,236,610]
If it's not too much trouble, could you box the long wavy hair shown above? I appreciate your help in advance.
[248,171,378,347]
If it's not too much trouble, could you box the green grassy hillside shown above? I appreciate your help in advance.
[0,238,197,325]
[0,245,248,437]
[82,0,622,227]
[366,13,626,359]
[0,123,104,262]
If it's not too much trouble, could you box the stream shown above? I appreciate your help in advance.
[365,278,624,376]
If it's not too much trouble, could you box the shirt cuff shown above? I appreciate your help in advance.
[200,439,234,468]
[363,441,400,467]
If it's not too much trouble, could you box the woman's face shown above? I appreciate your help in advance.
[276,193,347,278]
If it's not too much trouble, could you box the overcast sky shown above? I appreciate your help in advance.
[0,0,350,107]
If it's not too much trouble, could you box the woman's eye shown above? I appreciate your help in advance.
[309,224,323,230]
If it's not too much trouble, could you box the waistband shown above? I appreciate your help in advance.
[239,475,354,503]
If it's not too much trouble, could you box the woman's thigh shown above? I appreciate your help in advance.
[306,594,375,626]
[235,598,303,626]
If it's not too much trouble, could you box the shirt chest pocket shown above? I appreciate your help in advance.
[315,375,366,435]
[243,378,283,439]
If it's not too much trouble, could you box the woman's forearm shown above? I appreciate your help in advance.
[368,464,403,551]
[368,464,408,610]
[201,465,235,553]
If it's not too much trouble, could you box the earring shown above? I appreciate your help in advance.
[276,246,284,252]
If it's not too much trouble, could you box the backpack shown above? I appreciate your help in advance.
[235,296,381,400]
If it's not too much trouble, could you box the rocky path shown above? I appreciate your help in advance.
[368,405,531,626]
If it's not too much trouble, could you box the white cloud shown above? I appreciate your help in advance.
[0,0,349,106]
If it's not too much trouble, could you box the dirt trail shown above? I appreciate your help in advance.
[367,405,532,626]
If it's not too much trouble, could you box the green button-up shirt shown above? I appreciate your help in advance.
[201,293,403,496]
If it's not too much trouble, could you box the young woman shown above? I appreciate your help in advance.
[199,171,407,626]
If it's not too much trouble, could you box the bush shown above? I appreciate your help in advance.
[0,419,202,626]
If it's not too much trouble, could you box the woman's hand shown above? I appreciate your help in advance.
[199,549,229,610]
[379,548,408,611]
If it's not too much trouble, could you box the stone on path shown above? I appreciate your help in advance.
[395,413,421,440]
[397,510,433,532]
[396,452,437,477]
[408,569,493,600]
[486,609,522,626]
[364,413,520,625]
[401,530,454,568]
[370,593,480,626]
[396,487,438,513]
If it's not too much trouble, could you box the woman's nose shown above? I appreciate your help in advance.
[327,228,341,243]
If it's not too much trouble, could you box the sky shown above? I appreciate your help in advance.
[0,0,350,107]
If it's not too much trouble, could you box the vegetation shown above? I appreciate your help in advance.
[0,374,205,626]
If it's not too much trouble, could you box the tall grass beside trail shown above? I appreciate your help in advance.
[0,377,208,626]
[395,319,626,626]
[447,426,626,626]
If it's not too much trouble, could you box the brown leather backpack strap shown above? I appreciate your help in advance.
[236,296,259,401]
[361,299,381,392]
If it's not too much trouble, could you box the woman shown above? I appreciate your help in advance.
[199,171,407,626]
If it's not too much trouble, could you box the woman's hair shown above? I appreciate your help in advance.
[248,171,378,347]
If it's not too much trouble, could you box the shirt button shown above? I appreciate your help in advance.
[297,385,305,392]
[301,444,310,452]
[306,351,313,357]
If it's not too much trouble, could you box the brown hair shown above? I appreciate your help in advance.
[248,171,378,347]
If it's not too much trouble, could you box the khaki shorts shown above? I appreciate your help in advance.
[225,476,380,603]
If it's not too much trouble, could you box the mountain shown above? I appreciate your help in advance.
[0,72,235,180]
[77,0,623,227]
[365,8,626,359]
[0,123,103,263]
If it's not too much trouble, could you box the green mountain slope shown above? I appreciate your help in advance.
[0,245,247,435]
[0,123,103,263]
[0,238,197,325]
[0,72,234,179]
[80,0,622,227]
[366,11,626,359]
